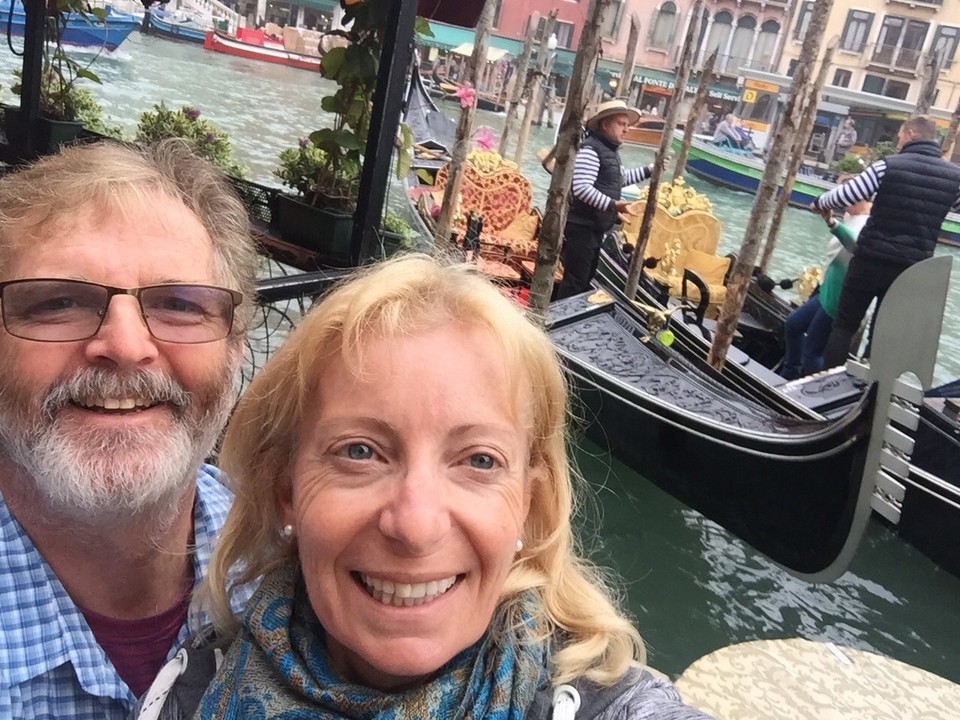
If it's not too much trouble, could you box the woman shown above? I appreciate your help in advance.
[150,255,710,719]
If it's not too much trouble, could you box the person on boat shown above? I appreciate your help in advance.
[780,198,872,380]
[814,115,960,368]
[556,100,653,299]
[832,117,858,163]
[712,113,744,149]
[0,140,257,719]
[136,255,713,720]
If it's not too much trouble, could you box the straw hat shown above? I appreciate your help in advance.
[586,99,641,132]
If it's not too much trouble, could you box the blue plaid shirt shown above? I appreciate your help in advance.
[0,464,237,720]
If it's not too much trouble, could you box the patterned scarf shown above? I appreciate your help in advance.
[196,562,550,720]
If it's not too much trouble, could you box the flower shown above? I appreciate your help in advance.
[182,106,201,120]
[455,82,477,109]
[474,126,496,151]
[298,137,311,148]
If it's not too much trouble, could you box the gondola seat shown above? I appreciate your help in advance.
[428,152,542,262]
[621,204,729,314]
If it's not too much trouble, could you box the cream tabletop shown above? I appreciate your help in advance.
[676,638,960,719]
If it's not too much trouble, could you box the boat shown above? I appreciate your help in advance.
[203,30,322,72]
[671,132,960,247]
[550,256,952,579]
[0,0,139,51]
[145,10,207,45]
[623,115,684,147]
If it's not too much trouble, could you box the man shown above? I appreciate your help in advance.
[814,115,960,367]
[712,113,744,148]
[0,140,258,718]
[833,117,858,162]
[556,100,653,299]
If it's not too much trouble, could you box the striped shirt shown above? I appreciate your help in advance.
[0,465,240,720]
[571,146,652,211]
[814,158,960,212]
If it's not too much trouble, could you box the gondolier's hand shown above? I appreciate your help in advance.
[615,200,635,214]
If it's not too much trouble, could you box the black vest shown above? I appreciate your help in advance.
[856,140,960,266]
[567,131,622,231]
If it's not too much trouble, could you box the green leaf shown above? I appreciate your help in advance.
[320,46,346,79]
[320,95,338,113]
[414,17,434,38]
[88,7,108,21]
[416,169,435,184]
[74,67,102,84]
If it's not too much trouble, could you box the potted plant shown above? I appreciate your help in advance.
[5,0,115,152]
[272,0,414,267]
[135,103,246,177]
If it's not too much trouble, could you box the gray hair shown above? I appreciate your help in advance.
[0,139,258,336]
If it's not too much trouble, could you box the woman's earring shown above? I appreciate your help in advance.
[281,524,295,539]
[516,539,524,553]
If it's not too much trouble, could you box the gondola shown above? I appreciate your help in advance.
[548,256,953,580]
[379,61,960,579]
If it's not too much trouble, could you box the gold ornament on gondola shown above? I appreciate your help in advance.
[634,177,714,217]
[796,265,823,302]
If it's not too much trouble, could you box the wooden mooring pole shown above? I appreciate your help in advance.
[706,0,834,371]
[917,52,943,115]
[759,40,836,275]
[624,0,704,300]
[673,48,717,182]
[433,0,497,246]
[942,94,960,160]
[500,16,537,156]
[514,10,557,165]
[527,0,612,315]
[618,14,640,99]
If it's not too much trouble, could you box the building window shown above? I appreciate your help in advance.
[794,2,813,41]
[933,25,960,70]
[885,79,910,100]
[862,74,884,94]
[554,20,574,49]
[861,74,909,99]
[600,0,625,39]
[649,1,677,49]
[728,15,756,71]
[752,20,780,71]
[874,16,929,72]
[706,10,733,62]
[840,10,873,52]
[787,59,798,77]
[833,69,852,88]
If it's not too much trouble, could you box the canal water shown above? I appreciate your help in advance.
[2,34,959,685]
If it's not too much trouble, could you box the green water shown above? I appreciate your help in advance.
[575,440,960,683]
[2,35,959,685]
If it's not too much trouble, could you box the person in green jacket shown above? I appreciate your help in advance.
[780,198,871,379]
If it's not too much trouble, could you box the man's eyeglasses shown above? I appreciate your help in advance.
[0,279,242,344]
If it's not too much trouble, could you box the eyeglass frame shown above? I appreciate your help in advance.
[0,278,243,344]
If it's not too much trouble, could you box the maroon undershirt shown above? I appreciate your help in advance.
[79,583,191,698]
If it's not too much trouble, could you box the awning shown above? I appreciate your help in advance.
[418,0,487,28]
[292,0,338,11]
[597,61,740,102]
[450,42,509,63]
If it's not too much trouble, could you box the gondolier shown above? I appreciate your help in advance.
[556,100,653,299]
[813,115,960,367]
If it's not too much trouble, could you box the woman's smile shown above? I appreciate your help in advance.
[356,572,461,607]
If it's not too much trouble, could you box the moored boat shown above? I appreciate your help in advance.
[623,115,684,147]
[669,132,960,247]
[146,11,207,45]
[203,30,322,72]
[0,0,139,51]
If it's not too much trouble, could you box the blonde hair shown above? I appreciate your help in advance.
[0,139,258,336]
[207,254,645,685]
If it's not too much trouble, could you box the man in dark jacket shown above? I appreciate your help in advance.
[556,100,653,299]
[813,115,960,367]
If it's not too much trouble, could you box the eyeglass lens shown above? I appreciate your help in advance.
[1,280,236,343]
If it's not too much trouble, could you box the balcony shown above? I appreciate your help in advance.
[887,0,942,8]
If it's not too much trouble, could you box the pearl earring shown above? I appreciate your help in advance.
[516,539,524,552]
[281,524,295,539]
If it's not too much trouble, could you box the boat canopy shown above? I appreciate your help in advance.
[449,42,508,62]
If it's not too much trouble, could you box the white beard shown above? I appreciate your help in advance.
[0,365,238,525]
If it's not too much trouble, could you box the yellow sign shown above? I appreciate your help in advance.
[742,89,758,104]
[741,118,768,132]
[745,79,780,93]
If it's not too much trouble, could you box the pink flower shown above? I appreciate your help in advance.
[455,83,477,109]
[474,127,496,150]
